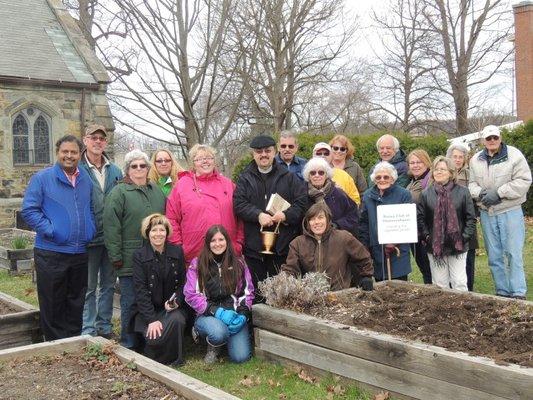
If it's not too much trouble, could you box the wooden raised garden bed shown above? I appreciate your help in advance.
[0,292,41,350]
[0,228,35,274]
[0,336,240,400]
[252,281,533,400]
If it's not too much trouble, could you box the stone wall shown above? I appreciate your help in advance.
[0,82,113,227]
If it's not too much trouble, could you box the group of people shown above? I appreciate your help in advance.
[21,123,530,368]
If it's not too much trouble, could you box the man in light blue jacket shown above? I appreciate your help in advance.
[469,125,532,300]
[80,125,123,339]
[22,135,96,340]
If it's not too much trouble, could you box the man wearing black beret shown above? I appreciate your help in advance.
[233,135,308,300]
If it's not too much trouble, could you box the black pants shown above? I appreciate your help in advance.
[245,254,287,303]
[466,248,476,291]
[411,242,432,284]
[136,309,187,365]
[34,248,88,341]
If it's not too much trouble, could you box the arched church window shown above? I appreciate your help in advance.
[12,108,52,165]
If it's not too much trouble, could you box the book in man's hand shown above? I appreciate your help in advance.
[266,193,291,215]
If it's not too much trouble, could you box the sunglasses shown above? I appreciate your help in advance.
[193,157,215,163]
[155,159,172,164]
[280,144,295,149]
[87,135,107,142]
[332,146,346,152]
[315,151,330,156]
[375,175,391,181]
[253,148,273,154]
[309,170,325,176]
[485,135,500,141]
[130,163,147,170]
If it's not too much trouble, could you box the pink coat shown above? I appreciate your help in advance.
[166,170,244,263]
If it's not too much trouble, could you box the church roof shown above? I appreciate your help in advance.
[0,0,108,85]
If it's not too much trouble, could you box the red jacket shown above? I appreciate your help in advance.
[166,170,244,262]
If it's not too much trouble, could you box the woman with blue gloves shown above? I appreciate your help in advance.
[184,224,254,364]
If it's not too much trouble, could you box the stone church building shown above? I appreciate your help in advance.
[0,0,114,227]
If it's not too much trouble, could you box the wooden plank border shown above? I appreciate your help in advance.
[0,336,241,400]
[252,296,532,399]
[255,328,505,400]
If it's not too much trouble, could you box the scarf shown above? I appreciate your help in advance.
[308,179,334,203]
[432,181,463,263]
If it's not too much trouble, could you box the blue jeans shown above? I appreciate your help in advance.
[480,208,527,297]
[194,315,251,363]
[82,246,116,335]
[118,276,137,348]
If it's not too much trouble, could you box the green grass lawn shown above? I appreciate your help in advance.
[0,221,530,399]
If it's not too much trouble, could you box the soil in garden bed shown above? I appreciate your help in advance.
[304,285,533,367]
[0,345,186,399]
[0,299,19,315]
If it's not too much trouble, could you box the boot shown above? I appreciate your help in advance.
[204,344,220,364]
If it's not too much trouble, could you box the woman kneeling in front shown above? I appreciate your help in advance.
[130,214,188,366]
[184,225,254,364]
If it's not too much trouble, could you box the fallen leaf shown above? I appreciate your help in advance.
[239,376,255,387]
[297,369,316,384]
[278,394,287,399]
[268,379,281,387]
[374,391,390,400]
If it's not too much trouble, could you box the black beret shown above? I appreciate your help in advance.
[250,135,276,149]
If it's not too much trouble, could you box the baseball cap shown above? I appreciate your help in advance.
[313,142,332,154]
[85,124,107,137]
[481,125,500,139]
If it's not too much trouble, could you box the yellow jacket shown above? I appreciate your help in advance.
[332,168,360,205]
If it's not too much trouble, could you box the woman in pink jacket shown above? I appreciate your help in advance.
[166,144,244,263]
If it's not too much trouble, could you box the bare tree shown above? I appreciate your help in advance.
[92,0,254,152]
[230,0,355,134]
[422,0,513,134]
[369,0,443,133]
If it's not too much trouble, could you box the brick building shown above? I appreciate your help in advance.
[514,1,533,122]
[0,0,113,227]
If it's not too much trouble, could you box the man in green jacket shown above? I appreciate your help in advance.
[80,124,123,339]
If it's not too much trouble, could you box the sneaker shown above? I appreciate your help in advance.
[191,326,200,344]
[512,295,526,300]
[169,358,184,368]
[204,344,220,364]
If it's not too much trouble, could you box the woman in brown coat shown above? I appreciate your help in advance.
[281,202,374,291]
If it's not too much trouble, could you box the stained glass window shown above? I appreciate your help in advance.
[12,108,51,165]
[12,114,29,164]
[34,115,50,164]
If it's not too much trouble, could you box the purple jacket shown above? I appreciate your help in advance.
[184,256,254,315]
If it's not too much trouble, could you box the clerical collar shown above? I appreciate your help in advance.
[258,165,273,174]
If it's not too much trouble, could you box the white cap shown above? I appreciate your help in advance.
[313,142,331,154]
[481,125,501,139]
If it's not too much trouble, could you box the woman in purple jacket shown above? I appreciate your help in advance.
[303,157,359,236]
[184,225,254,364]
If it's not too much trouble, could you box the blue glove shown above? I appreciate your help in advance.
[214,307,238,325]
[228,314,247,335]
[480,189,501,207]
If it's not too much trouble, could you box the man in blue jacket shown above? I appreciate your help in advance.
[80,125,123,338]
[22,135,96,341]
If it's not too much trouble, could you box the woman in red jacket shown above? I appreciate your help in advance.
[166,144,244,263]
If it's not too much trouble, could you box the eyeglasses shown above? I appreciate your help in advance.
[193,156,214,163]
[375,175,391,181]
[130,163,147,170]
[315,151,330,156]
[309,170,325,176]
[485,135,500,142]
[87,136,106,142]
[280,144,295,149]
[155,158,172,164]
[332,146,346,152]
[253,148,273,154]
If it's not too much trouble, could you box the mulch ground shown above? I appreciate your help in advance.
[0,299,19,315]
[303,285,533,367]
[0,346,186,399]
